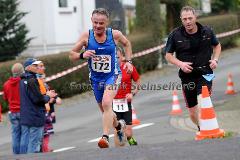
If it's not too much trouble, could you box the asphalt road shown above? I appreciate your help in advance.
[0,47,240,160]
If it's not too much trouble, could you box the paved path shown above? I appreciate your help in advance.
[0,47,240,159]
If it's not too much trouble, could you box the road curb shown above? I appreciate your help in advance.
[169,99,240,134]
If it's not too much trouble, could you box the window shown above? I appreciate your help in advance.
[58,0,72,13]
[59,0,68,8]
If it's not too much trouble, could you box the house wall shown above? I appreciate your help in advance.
[19,0,95,56]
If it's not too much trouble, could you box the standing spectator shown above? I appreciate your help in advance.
[35,62,62,152]
[3,63,24,154]
[19,58,57,154]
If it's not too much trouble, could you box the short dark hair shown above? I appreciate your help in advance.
[180,6,196,16]
[92,8,110,19]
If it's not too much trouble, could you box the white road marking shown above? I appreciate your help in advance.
[88,134,114,143]
[132,123,154,129]
[53,147,76,152]
[88,123,154,143]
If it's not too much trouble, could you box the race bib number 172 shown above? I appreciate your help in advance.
[91,55,111,73]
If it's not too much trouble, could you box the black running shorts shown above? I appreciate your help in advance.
[114,102,132,125]
[181,76,212,108]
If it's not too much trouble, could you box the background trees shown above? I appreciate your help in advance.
[0,0,31,62]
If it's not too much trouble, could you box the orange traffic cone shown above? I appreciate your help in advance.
[132,106,140,125]
[169,90,182,115]
[225,74,236,95]
[195,86,225,140]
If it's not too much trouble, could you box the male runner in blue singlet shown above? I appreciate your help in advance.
[69,8,133,148]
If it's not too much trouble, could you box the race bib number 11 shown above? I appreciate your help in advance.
[112,99,129,112]
[92,55,111,73]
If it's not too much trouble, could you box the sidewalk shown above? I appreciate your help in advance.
[170,93,240,134]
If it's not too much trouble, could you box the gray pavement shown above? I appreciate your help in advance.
[1,137,240,160]
[0,47,240,159]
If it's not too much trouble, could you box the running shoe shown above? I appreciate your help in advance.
[117,119,126,146]
[98,136,109,148]
[128,137,138,146]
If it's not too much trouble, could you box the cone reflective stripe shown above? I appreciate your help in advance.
[170,90,182,115]
[225,74,236,94]
[195,86,224,140]
[200,118,219,132]
[132,106,140,125]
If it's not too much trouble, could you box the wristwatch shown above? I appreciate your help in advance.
[213,59,218,64]
[125,59,132,64]
[79,50,85,59]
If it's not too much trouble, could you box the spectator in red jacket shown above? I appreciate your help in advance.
[3,63,24,154]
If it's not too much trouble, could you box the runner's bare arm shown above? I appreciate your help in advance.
[133,79,140,96]
[209,43,221,69]
[126,79,140,101]
[165,52,183,67]
[69,31,88,61]
[165,52,193,73]
[212,43,221,61]
[113,30,132,61]
[113,30,133,73]
[212,43,222,61]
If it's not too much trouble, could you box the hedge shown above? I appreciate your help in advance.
[128,32,160,74]
[198,13,240,47]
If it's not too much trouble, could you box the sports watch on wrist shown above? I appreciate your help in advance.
[79,50,85,59]
[125,59,132,64]
[213,59,218,64]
